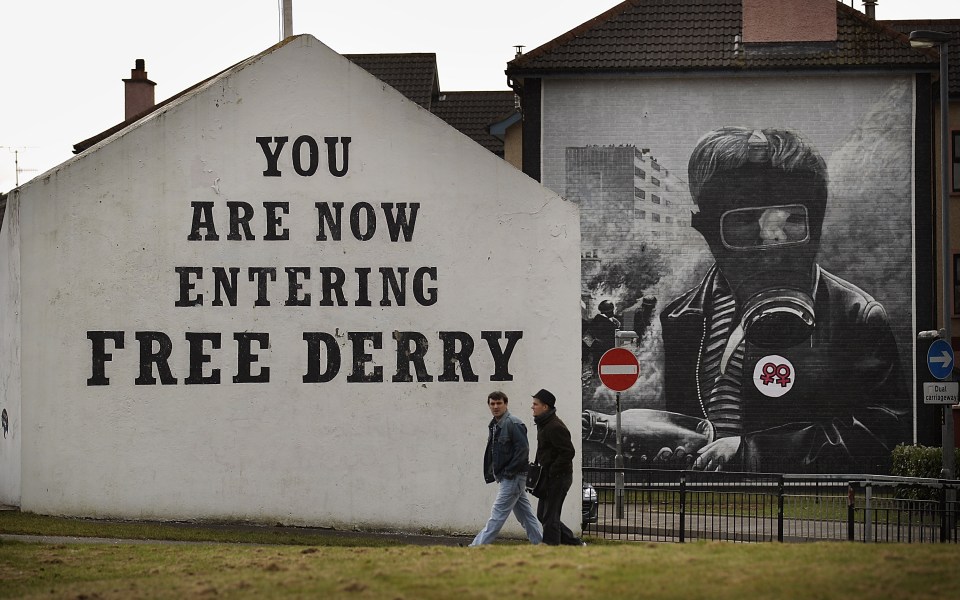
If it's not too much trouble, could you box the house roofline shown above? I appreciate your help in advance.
[73,36,299,155]
[508,64,938,80]
[507,1,938,77]
[508,0,637,69]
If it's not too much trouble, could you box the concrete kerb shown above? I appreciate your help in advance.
[1,534,221,546]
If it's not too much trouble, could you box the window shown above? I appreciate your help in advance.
[652,213,661,223]
[635,210,646,220]
[651,177,660,187]
[651,160,661,172]
[954,131,960,193]
[635,187,646,199]
[665,216,673,223]
[652,194,661,204]
[635,167,646,180]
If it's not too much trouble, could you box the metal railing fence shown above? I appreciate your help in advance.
[582,467,960,544]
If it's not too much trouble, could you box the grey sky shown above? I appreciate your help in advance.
[1,0,954,193]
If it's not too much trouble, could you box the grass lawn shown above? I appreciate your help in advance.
[2,538,959,599]
[2,512,960,599]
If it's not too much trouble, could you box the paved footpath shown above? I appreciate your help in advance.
[0,510,471,547]
[1,530,470,546]
[1,534,218,546]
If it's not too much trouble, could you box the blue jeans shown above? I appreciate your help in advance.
[470,476,543,545]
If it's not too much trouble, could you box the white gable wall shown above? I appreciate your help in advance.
[0,196,21,507]
[3,36,581,532]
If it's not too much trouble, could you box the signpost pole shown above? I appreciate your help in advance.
[925,339,957,480]
[923,337,958,534]
[615,391,624,519]
[597,345,639,522]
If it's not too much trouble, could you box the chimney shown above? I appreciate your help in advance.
[863,0,877,19]
[741,0,837,44]
[123,59,156,120]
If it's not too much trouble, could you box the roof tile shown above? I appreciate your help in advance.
[343,53,440,110]
[430,91,516,155]
[508,0,937,75]
[883,20,960,96]
[74,47,511,159]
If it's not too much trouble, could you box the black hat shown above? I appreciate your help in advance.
[533,389,556,408]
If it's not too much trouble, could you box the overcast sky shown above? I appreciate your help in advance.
[1,0,955,193]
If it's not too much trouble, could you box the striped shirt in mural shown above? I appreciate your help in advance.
[699,282,745,438]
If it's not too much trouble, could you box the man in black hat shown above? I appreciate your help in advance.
[531,389,583,546]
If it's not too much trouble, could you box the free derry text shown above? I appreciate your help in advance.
[85,135,523,386]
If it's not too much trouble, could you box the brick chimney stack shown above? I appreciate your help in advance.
[742,0,837,43]
[122,59,156,120]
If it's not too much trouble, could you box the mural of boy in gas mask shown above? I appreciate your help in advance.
[656,126,907,473]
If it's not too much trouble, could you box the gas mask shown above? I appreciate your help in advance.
[692,167,826,351]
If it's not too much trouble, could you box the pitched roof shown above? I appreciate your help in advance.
[73,69,222,154]
[346,58,515,156]
[72,39,292,155]
[507,0,937,76]
[883,20,960,97]
[343,53,440,110]
[74,49,512,159]
[431,91,516,155]
[75,50,444,155]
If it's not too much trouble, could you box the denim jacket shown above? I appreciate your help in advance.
[482,411,531,483]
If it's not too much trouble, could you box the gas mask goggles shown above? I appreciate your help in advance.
[717,204,815,349]
[692,169,826,352]
[720,204,809,250]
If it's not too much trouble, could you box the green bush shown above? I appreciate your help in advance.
[890,444,960,500]
[891,444,960,479]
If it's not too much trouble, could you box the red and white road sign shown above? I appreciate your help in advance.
[597,347,640,392]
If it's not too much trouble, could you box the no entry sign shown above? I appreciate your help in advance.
[598,347,640,392]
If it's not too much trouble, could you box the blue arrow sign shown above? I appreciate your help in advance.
[927,339,955,380]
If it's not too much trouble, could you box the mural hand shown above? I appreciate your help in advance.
[693,436,742,471]
[654,447,674,462]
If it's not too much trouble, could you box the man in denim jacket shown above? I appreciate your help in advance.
[469,391,543,545]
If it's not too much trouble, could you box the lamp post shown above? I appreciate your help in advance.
[910,30,954,480]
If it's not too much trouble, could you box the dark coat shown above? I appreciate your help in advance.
[660,264,907,473]
[535,410,575,479]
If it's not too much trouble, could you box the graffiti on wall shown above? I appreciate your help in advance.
[571,83,913,474]
[84,135,524,387]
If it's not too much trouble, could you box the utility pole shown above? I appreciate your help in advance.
[280,0,293,40]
